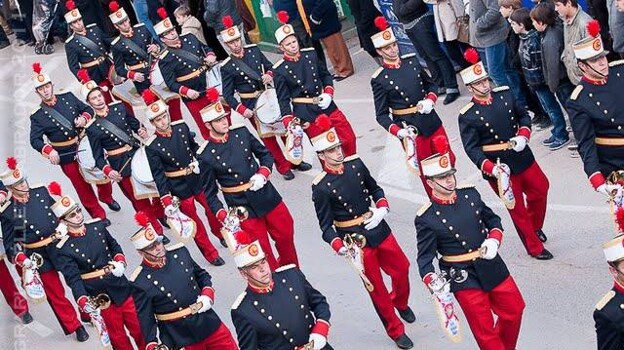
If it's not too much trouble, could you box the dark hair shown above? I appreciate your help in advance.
[510,8,534,31]
[530,2,558,26]
[552,0,578,7]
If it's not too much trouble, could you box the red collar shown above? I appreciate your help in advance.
[95,107,109,117]
[143,257,167,269]
[472,95,493,106]
[231,49,245,59]
[382,59,401,69]
[68,226,86,237]
[248,281,274,294]
[155,128,172,138]
[431,192,457,205]
[42,96,58,107]
[207,132,228,143]
[13,194,29,203]
[283,52,301,62]
[121,29,134,38]
[582,75,608,86]
[323,163,344,175]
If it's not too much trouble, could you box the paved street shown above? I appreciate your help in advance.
[0,38,612,350]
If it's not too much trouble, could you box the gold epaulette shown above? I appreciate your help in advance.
[273,59,284,70]
[85,117,97,129]
[56,235,69,248]
[109,101,122,107]
[145,135,156,146]
[275,263,296,272]
[129,266,143,282]
[159,50,169,59]
[0,194,12,213]
[166,242,185,251]
[197,141,209,155]
[570,85,583,101]
[171,120,185,126]
[231,291,247,310]
[222,57,232,65]
[416,201,432,217]
[371,67,383,79]
[229,124,245,130]
[596,290,616,310]
[301,47,314,52]
[31,106,42,115]
[65,34,74,43]
[86,23,97,28]
[459,102,475,115]
[456,183,475,189]
[343,154,360,162]
[85,218,102,224]
[111,36,120,45]
[312,171,327,185]
[134,23,145,28]
[609,60,624,67]
[243,44,257,49]
[492,86,510,92]
[401,53,416,59]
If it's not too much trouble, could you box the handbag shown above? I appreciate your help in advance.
[449,0,470,44]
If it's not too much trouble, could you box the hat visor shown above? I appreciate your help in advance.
[428,168,457,179]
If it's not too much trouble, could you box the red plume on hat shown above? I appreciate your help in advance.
[77,69,90,84]
[48,181,62,197]
[222,15,234,28]
[108,1,120,12]
[6,157,18,170]
[206,87,220,103]
[32,62,42,74]
[157,7,168,20]
[374,16,388,31]
[234,229,254,246]
[66,0,76,10]
[277,10,289,24]
[134,211,150,228]
[431,135,450,154]
[464,48,480,65]
[616,207,624,233]
[141,89,159,105]
[587,20,601,38]
[314,114,332,131]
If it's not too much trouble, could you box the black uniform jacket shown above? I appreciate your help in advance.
[594,283,624,350]
[65,23,113,84]
[111,23,155,93]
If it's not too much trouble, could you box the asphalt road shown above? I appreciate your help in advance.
[0,37,614,350]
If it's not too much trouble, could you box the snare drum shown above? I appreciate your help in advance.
[77,137,109,184]
[130,146,159,199]
[255,89,282,125]
[207,64,222,95]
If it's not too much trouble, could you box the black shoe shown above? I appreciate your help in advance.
[282,171,295,181]
[533,248,553,260]
[219,238,228,248]
[443,92,460,105]
[210,256,225,266]
[20,312,33,324]
[397,307,416,323]
[394,334,414,349]
[102,218,111,227]
[106,200,121,212]
[294,161,312,172]
[158,217,171,229]
[75,325,89,342]
[536,229,548,243]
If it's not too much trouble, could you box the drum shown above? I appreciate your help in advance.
[107,65,125,85]
[111,78,143,106]
[77,137,109,184]
[130,146,159,199]
[150,59,165,86]
[255,89,282,124]
[207,63,222,95]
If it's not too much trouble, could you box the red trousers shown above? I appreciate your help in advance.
[185,95,212,140]
[487,161,548,256]
[305,108,357,157]
[118,177,164,234]
[166,98,183,122]
[250,123,293,175]
[415,126,456,198]
[240,201,298,270]
[178,193,223,262]
[361,234,411,339]
[60,161,113,220]
[100,295,145,350]
[0,259,28,317]
[183,322,238,350]
[454,276,525,350]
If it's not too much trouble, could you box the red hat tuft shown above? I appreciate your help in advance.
[616,207,624,233]
[48,181,62,196]
[77,69,90,83]
[134,211,150,227]
[431,135,450,154]
[374,16,388,31]
[108,1,120,12]
[277,10,289,24]
[235,229,254,245]
[314,114,332,131]
[463,48,480,65]
[587,20,601,38]
[32,62,42,74]
[66,0,76,10]
[157,7,168,20]
[222,15,234,28]
[6,157,17,170]
[206,87,220,103]
[141,89,159,105]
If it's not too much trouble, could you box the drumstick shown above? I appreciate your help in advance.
[59,149,86,157]
[118,157,132,174]
[261,65,268,90]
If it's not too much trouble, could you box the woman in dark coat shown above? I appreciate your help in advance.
[346,0,381,60]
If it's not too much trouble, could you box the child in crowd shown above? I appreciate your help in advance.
[174,5,207,45]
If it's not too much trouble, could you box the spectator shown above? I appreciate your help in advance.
[431,0,470,69]
[175,4,207,44]
[272,0,326,64]
[511,8,570,150]
[296,0,354,81]
[393,0,461,104]
[32,0,57,54]
[587,0,619,60]
[471,0,529,109]
[347,0,382,63]
[14,0,34,46]
[609,0,624,57]
[188,0,229,60]
[203,0,245,44]
[133,0,158,40]
[553,0,592,85]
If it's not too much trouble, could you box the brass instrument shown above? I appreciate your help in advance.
[222,206,249,253]
[30,253,44,268]
[154,345,169,350]
[88,293,112,310]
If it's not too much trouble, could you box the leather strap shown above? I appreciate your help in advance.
[595,137,624,146]
[295,0,312,36]
[79,56,106,68]
[119,36,150,60]
[96,117,135,147]
[292,97,318,104]
[176,66,208,82]
[164,167,192,178]
[441,250,481,263]
[481,142,513,152]
[127,61,148,71]
[232,57,262,82]
[155,302,203,321]
[22,236,55,249]
[107,144,133,157]
[238,91,262,99]
[41,104,74,131]
[168,47,204,66]
[220,182,252,193]
[80,265,111,280]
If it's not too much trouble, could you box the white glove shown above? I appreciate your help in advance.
[190,160,200,174]
[597,183,623,199]
[164,204,179,217]
[510,136,528,152]
[480,238,499,260]
[309,333,327,350]
[396,128,411,139]
[337,246,348,256]
[317,93,332,110]
[364,207,389,230]
[425,273,450,295]
[491,163,510,178]
[80,301,98,314]
[249,174,267,191]
[196,295,213,313]
[417,98,435,114]
[55,222,68,238]
[109,260,125,277]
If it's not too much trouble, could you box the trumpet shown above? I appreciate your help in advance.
[154,345,169,350]
[227,206,249,222]
[30,253,44,268]
[88,293,112,310]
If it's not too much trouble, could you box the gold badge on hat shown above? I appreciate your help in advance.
[326,131,336,142]
[382,31,391,40]
[151,104,160,112]
[439,155,449,168]
[145,228,155,240]
[473,64,482,75]
[249,243,259,256]
[61,197,71,207]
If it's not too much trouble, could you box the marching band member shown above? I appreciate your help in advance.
[272,11,357,157]
[595,228,624,350]
[458,49,553,260]
[0,257,32,324]
[230,230,333,350]
[51,184,144,350]
[0,159,89,341]
[29,62,119,222]
[219,15,312,180]
[143,90,225,266]
[415,146,526,350]
[197,91,299,270]
[310,118,414,349]
[130,220,238,350]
